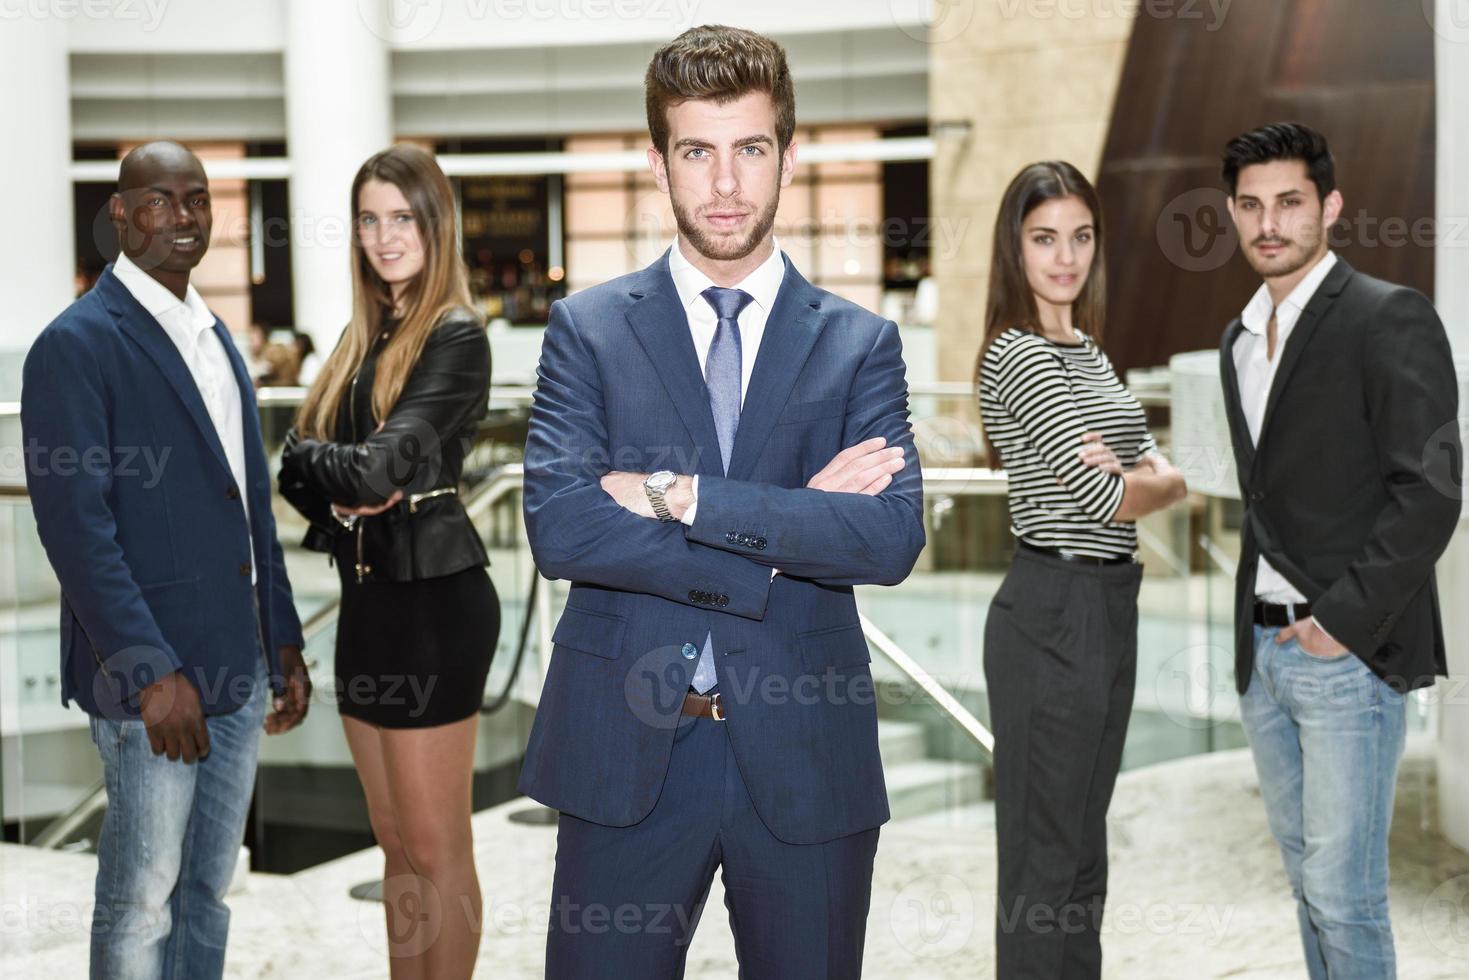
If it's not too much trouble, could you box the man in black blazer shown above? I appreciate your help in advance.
[1217,122,1461,979]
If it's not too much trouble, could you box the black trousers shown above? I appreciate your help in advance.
[983,548,1142,979]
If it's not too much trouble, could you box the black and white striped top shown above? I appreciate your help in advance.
[978,328,1157,560]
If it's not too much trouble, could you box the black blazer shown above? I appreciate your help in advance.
[1219,257,1461,694]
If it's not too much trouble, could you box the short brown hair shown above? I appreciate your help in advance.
[644,25,796,158]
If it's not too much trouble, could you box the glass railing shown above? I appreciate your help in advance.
[12,379,1398,857]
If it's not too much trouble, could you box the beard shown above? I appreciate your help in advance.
[1245,224,1327,279]
[672,189,781,263]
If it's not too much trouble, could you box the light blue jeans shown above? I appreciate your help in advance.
[88,657,267,980]
[1239,625,1406,980]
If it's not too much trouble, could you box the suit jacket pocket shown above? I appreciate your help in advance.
[798,622,870,673]
[552,606,628,660]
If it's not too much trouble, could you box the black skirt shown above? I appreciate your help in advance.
[333,558,501,729]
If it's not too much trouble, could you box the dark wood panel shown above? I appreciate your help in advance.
[1096,0,1436,374]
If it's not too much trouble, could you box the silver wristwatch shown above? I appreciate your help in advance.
[643,470,678,522]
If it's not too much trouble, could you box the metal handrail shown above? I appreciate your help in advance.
[859,613,994,757]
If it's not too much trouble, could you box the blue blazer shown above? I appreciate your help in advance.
[21,265,304,719]
[519,251,925,845]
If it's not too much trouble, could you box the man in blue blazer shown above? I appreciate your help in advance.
[21,141,310,980]
[521,26,924,978]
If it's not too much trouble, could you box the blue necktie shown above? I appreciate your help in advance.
[691,286,753,694]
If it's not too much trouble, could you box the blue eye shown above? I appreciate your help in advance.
[685,148,708,160]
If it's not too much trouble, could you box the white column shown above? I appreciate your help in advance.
[1433,0,1469,853]
[283,0,393,350]
[0,17,73,367]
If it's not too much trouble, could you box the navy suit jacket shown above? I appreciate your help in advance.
[519,250,925,845]
[21,265,304,719]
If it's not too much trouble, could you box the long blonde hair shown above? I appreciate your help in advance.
[296,144,477,439]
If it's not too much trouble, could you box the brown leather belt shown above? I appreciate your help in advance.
[681,691,725,721]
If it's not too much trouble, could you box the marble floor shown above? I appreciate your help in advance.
[4,738,1468,978]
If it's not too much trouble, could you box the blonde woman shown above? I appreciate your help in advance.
[280,143,497,978]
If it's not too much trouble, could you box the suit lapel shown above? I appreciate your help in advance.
[1219,318,1255,477]
[1251,258,1353,468]
[624,254,725,478]
[726,259,826,482]
[98,267,233,478]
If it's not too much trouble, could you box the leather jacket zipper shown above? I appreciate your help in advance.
[348,370,371,584]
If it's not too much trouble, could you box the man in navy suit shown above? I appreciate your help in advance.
[21,141,311,980]
[520,26,924,978]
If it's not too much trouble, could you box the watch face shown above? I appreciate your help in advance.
[646,470,677,492]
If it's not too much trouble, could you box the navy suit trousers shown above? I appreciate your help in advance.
[544,699,880,979]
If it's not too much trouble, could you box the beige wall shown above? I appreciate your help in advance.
[929,2,1134,385]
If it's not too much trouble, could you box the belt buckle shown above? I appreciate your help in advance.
[709,692,725,722]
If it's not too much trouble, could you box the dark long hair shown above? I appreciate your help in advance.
[974,161,1107,465]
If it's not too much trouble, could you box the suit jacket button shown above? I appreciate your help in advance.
[718,595,729,607]
[726,531,737,543]
[755,538,767,550]
[238,562,251,576]
[226,486,239,500]
[681,643,699,659]
[1249,491,1264,502]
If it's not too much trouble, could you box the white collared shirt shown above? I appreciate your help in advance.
[1232,250,1338,603]
[668,237,787,528]
[113,253,254,581]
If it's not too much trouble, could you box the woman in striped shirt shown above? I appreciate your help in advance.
[975,161,1187,979]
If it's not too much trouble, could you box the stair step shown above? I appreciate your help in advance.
[884,759,986,822]
[877,719,928,768]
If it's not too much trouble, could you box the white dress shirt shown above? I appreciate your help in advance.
[667,236,787,527]
[113,253,254,581]
[1233,249,1338,609]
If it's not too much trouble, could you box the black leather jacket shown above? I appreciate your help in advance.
[278,309,490,582]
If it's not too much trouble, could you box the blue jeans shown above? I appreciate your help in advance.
[88,657,267,980]
[1239,625,1406,980]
